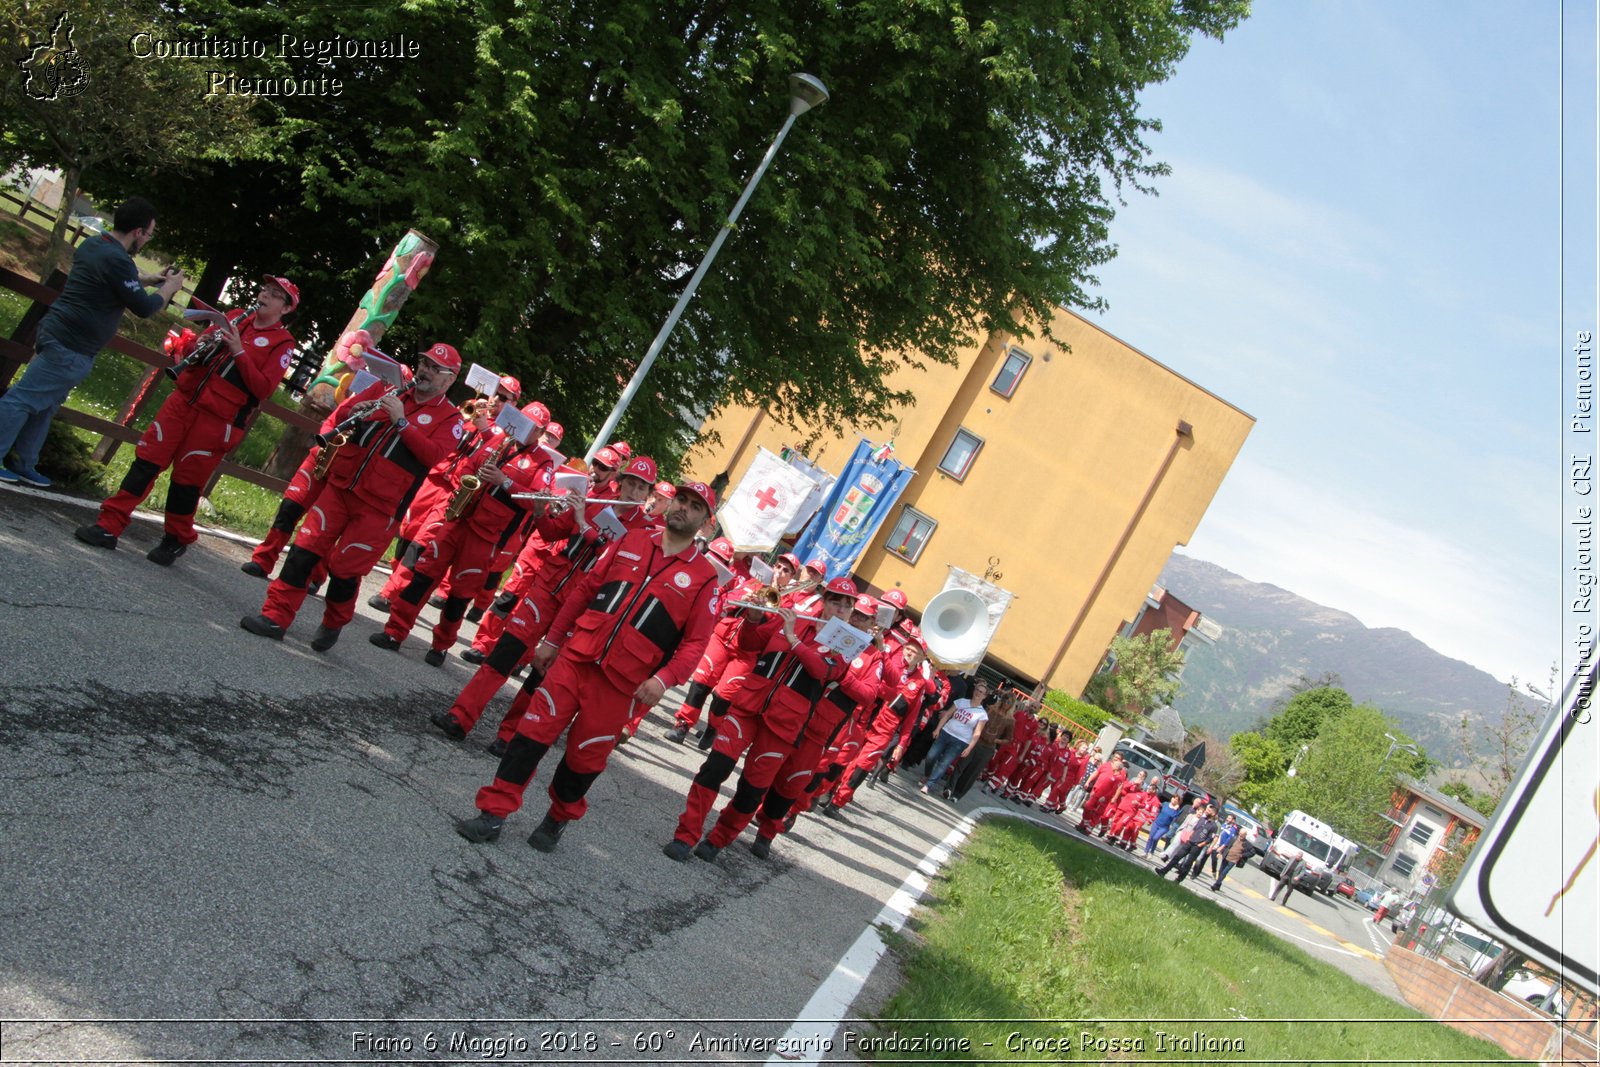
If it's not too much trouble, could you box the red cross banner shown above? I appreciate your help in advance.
[718,447,820,552]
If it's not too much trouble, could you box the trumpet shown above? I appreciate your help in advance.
[166,302,259,380]
[315,381,415,446]
[728,599,792,616]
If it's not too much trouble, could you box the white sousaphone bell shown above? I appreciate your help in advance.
[921,587,990,668]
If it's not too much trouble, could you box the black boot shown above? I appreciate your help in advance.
[527,813,566,852]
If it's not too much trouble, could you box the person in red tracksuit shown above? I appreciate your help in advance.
[665,577,858,862]
[787,619,895,823]
[454,482,720,852]
[238,343,463,649]
[691,553,803,750]
[428,461,656,749]
[662,538,750,742]
[997,706,1043,798]
[368,380,528,611]
[1112,775,1162,850]
[824,636,937,815]
[1043,740,1092,815]
[76,276,299,565]
[1077,752,1129,834]
[369,405,556,665]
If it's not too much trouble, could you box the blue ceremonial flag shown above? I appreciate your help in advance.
[789,438,915,580]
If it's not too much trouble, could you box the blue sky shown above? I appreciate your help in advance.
[1088,2,1595,686]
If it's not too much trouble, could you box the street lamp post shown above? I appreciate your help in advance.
[585,73,830,462]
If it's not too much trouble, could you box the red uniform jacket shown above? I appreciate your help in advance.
[728,614,849,743]
[546,528,721,691]
[178,309,295,426]
[323,383,464,521]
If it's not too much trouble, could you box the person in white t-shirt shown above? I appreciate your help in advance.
[919,680,991,798]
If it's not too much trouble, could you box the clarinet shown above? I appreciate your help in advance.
[314,381,416,446]
[166,303,258,381]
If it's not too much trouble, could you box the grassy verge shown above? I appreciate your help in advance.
[874,822,1516,1063]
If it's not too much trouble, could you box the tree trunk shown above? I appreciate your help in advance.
[37,164,81,280]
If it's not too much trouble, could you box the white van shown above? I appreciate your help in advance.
[1260,809,1340,888]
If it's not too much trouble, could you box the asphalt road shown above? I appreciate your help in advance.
[0,482,1404,1064]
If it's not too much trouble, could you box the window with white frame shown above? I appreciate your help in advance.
[938,428,984,480]
[885,505,937,563]
[991,347,1032,398]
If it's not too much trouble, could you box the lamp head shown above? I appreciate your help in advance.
[788,73,830,117]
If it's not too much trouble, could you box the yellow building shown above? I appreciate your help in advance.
[686,306,1254,696]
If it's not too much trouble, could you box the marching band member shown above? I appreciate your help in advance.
[824,622,939,816]
[687,552,804,751]
[238,343,463,648]
[453,482,720,853]
[665,576,857,862]
[76,276,299,564]
[428,456,659,746]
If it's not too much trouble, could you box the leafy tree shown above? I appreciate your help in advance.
[1228,731,1287,813]
[81,0,1251,462]
[1097,628,1186,726]
[1263,685,1353,753]
[0,0,256,275]
[1043,689,1112,733]
[1439,779,1497,818]
[1291,704,1427,842]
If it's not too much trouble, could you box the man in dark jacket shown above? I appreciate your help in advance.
[1155,803,1217,883]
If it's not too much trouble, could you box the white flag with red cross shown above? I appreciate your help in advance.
[718,447,818,552]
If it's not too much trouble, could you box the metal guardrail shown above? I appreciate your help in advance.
[0,264,320,496]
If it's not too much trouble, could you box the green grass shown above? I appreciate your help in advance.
[874,823,1517,1063]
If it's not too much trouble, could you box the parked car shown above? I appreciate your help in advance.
[1335,877,1357,898]
[1354,887,1381,909]
[1442,926,1501,972]
[1111,739,1197,802]
[1503,969,1569,1019]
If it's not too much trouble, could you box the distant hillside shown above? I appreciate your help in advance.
[1156,554,1510,768]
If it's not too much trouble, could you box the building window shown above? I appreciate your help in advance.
[938,428,984,480]
[1408,821,1436,848]
[1391,853,1417,878]
[991,347,1032,398]
[886,505,937,563]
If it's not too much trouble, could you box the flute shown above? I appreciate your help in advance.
[508,492,643,507]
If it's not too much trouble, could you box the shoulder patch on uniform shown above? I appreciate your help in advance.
[418,413,432,424]
[674,572,691,588]
[279,351,293,370]
[452,422,464,439]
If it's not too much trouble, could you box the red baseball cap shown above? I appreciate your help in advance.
[853,594,879,615]
[497,374,522,400]
[620,456,658,483]
[522,400,550,426]
[543,422,564,442]
[653,481,676,497]
[421,342,461,370]
[609,440,632,460]
[262,275,299,310]
[804,559,828,577]
[676,481,716,511]
[778,552,802,572]
[592,447,621,470]
[708,536,734,561]
[881,589,909,609]
[823,576,856,597]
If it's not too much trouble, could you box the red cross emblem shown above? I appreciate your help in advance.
[754,486,780,511]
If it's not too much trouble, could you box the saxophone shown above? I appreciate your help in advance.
[444,436,514,522]
[310,432,346,480]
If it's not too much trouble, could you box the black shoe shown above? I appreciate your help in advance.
[74,523,117,550]
[428,593,447,609]
[430,710,467,740]
[750,836,773,860]
[455,813,504,843]
[240,614,285,640]
[240,560,268,578]
[424,648,446,667]
[146,535,187,566]
[692,839,720,862]
[369,632,402,651]
[309,625,340,652]
[461,647,487,665]
[822,803,844,820]
[664,725,689,744]
[367,594,390,612]
[527,814,566,852]
[697,727,717,751]
[487,738,509,758]
[663,839,693,862]
[783,813,798,832]
[466,605,485,624]
[615,727,631,746]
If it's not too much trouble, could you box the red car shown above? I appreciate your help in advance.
[1335,878,1357,898]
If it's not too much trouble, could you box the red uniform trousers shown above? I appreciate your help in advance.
[383,520,499,650]
[754,701,849,840]
[440,587,560,737]
[250,451,327,576]
[1079,778,1123,832]
[259,488,395,631]
[474,655,632,823]
[985,741,1024,788]
[97,394,242,544]
[673,706,799,849]
[466,535,548,654]
[1017,754,1055,799]
[671,635,737,730]
[829,706,906,809]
